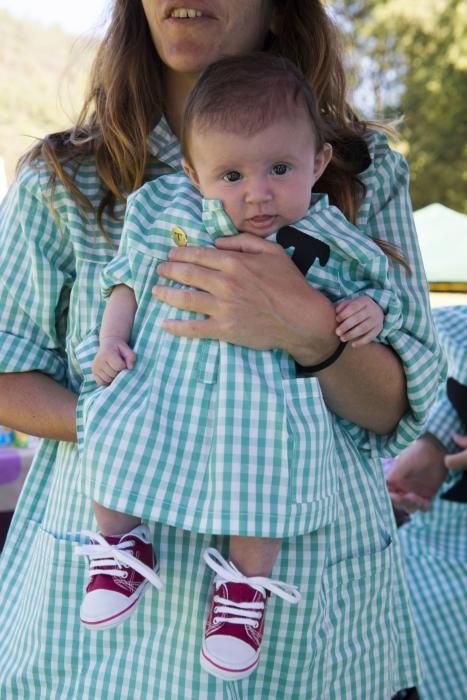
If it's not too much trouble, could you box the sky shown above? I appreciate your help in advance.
[0,0,111,36]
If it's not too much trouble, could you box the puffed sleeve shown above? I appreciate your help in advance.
[0,163,75,385]
[336,132,447,456]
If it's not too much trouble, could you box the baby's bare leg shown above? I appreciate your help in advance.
[229,536,282,577]
[92,500,141,536]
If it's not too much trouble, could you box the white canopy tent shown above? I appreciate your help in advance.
[414,203,467,291]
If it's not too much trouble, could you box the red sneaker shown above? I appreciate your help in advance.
[200,548,301,681]
[77,524,163,630]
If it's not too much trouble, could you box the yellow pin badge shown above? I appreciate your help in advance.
[171,226,188,247]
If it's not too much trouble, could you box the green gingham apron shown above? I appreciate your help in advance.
[77,176,403,538]
[0,120,446,699]
[398,305,467,700]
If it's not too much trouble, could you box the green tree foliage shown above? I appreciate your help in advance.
[330,0,467,213]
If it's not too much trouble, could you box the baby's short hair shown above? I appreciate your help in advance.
[181,53,328,165]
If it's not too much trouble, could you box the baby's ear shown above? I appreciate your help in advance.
[182,158,201,190]
[313,143,333,182]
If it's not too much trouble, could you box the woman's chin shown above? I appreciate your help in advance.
[161,41,224,75]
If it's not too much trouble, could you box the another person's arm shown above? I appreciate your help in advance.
[386,433,448,513]
[92,284,137,386]
[387,373,466,511]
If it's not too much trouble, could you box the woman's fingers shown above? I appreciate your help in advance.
[215,232,284,254]
[153,286,216,316]
[152,236,329,355]
[152,235,341,364]
[444,452,467,470]
[161,317,219,339]
[156,250,251,301]
[452,432,467,449]
[444,434,467,470]
[156,236,281,291]
[165,235,276,269]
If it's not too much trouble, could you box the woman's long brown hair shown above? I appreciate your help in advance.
[19,0,403,265]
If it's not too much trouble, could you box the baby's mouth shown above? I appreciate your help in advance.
[246,215,278,230]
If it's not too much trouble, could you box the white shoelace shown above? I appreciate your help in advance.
[76,530,164,590]
[203,548,301,627]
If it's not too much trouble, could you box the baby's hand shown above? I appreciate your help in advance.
[335,296,384,347]
[92,337,136,386]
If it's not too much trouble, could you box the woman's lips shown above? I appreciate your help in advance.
[165,4,215,20]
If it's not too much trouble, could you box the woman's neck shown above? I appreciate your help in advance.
[163,68,200,138]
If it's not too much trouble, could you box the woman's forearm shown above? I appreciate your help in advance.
[317,342,408,434]
[266,277,408,435]
[0,371,77,443]
[282,296,408,434]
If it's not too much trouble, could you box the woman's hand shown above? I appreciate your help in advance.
[386,433,448,513]
[153,234,338,364]
[153,233,408,433]
[445,433,467,470]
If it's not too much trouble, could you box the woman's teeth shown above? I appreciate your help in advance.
[170,9,203,18]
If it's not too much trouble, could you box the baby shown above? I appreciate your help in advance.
[77,54,396,682]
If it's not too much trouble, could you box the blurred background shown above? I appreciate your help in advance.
[0,0,466,305]
[331,0,467,307]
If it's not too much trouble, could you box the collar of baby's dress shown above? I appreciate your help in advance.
[200,192,331,241]
[309,192,330,213]
[202,198,238,239]
[147,115,182,170]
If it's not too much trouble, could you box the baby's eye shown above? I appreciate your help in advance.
[223,171,242,182]
[272,163,289,175]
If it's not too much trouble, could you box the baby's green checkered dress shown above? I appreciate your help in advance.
[0,119,446,698]
[78,176,403,537]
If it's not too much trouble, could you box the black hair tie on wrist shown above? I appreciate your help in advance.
[295,340,347,375]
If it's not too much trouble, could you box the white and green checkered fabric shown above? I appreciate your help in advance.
[424,305,467,451]
[399,305,467,700]
[202,197,238,239]
[0,119,445,698]
[77,175,406,538]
